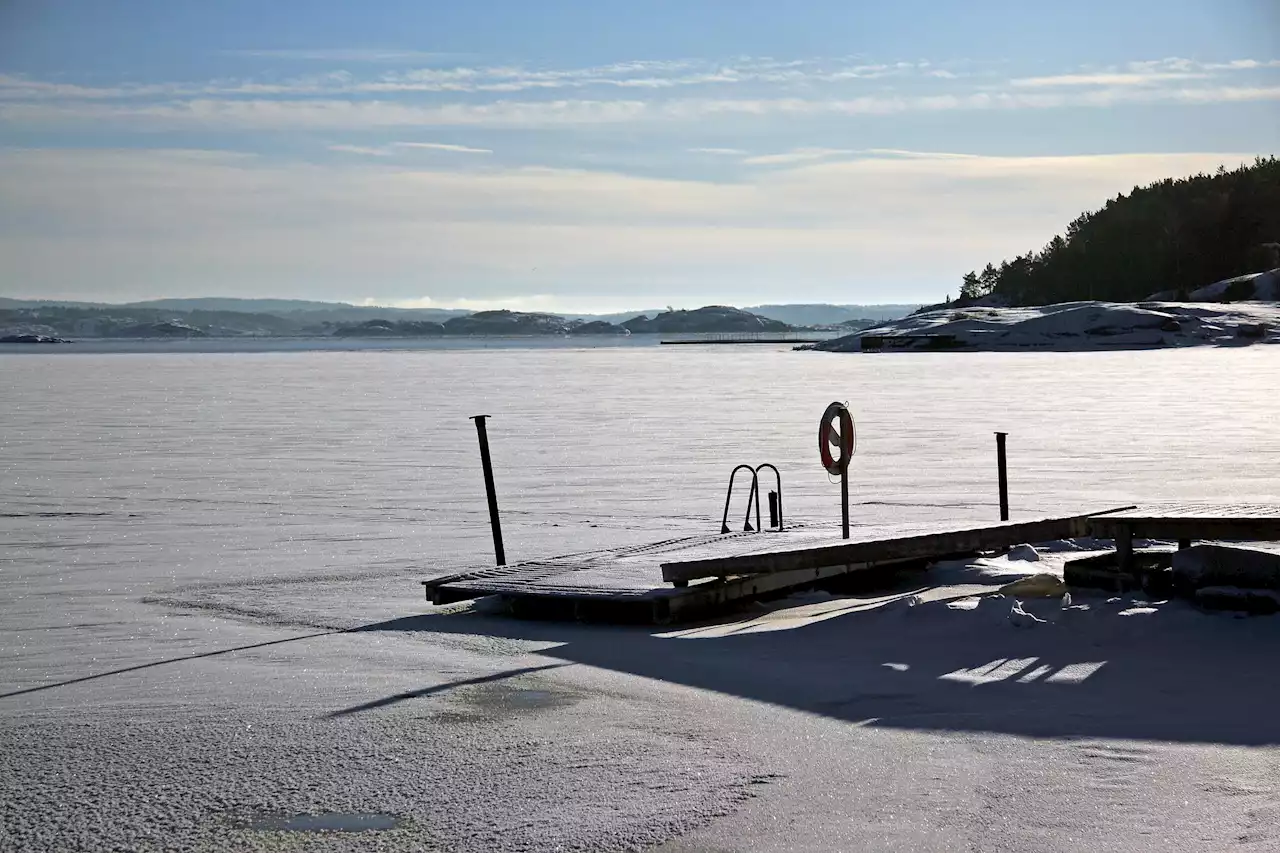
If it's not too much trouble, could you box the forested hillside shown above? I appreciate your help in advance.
[957,156,1280,305]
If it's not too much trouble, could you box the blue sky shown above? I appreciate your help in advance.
[1,0,1277,310]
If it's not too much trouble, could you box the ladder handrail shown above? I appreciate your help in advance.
[755,463,784,530]
[721,464,761,534]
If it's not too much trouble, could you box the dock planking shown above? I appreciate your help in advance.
[1087,502,1280,541]
[422,510,1128,623]
[658,512,1120,584]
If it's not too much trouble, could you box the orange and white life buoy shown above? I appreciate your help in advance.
[818,402,855,475]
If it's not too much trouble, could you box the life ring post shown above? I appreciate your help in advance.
[818,402,855,540]
[471,415,506,566]
[840,466,850,540]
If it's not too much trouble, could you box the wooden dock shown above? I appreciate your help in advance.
[422,504,1280,623]
[1087,502,1280,571]
[422,512,1115,623]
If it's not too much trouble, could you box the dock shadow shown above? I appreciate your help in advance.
[357,593,1280,746]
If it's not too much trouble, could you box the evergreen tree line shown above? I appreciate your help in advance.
[956,156,1280,305]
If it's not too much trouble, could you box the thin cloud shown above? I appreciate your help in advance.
[743,147,856,165]
[1203,58,1280,70]
[688,147,747,155]
[0,57,943,101]
[1012,56,1279,87]
[2,55,1274,105]
[227,48,471,63]
[329,141,492,156]
[5,83,1280,130]
[1012,72,1209,87]
[395,142,492,154]
[328,143,393,156]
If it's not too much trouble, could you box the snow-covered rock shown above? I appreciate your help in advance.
[999,573,1066,598]
[1172,543,1280,593]
[1006,544,1041,562]
[812,300,1280,352]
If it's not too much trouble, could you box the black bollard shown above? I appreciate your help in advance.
[995,431,1009,522]
[471,415,506,565]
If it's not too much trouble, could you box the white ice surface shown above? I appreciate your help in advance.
[4,345,1280,851]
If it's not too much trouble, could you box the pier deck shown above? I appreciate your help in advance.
[422,504,1280,623]
[422,512,1113,623]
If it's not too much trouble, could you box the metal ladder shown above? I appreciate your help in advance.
[721,464,784,533]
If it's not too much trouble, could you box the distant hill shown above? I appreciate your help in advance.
[622,305,789,334]
[745,303,920,326]
[126,298,470,324]
[329,307,793,337]
[566,304,919,327]
[1,296,922,338]
[565,309,667,324]
[953,156,1280,306]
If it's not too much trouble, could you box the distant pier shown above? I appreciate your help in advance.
[660,331,836,345]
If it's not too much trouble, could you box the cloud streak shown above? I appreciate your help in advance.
[1010,56,1280,88]
[396,142,492,154]
[5,82,1277,130]
[0,58,943,101]
[329,141,493,156]
[1,55,1273,105]
[742,147,856,165]
[225,49,472,63]
[1011,72,1209,87]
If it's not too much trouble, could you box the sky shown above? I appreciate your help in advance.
[0,0,1277,312]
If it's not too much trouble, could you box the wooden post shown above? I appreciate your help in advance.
[1115,524,1134,574]
[995,432,1009,522]
[470,415,506,566]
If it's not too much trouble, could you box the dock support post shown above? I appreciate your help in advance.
[1115,524,1134,573]
[470,414,506,566]
[995,432,1009,522]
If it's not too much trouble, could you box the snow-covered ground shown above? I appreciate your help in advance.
[816,300,1280,352]
[3,345,1280,851]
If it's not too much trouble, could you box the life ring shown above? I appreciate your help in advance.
[818,402,855,475]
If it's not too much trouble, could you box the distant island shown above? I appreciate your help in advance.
[331,305,794,337]
[0,299,912,341]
